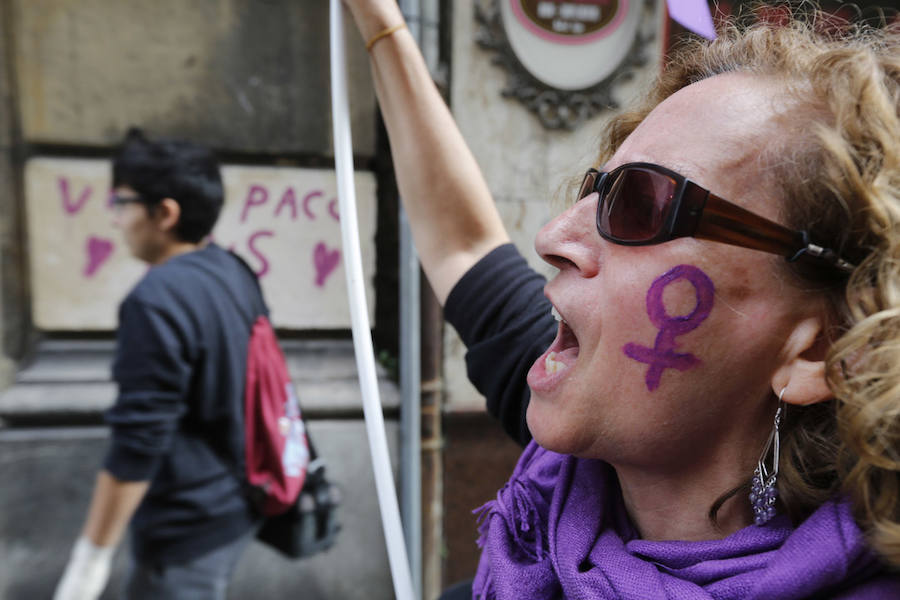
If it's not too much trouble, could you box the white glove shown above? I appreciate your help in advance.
[53,536,115,600]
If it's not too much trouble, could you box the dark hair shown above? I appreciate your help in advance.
[112,127,224,243]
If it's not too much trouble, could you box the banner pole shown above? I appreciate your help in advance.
[329,3,416,599]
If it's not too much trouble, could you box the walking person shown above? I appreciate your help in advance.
[54,129,271,600]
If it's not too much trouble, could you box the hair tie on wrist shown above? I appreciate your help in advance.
[366,22,406,52]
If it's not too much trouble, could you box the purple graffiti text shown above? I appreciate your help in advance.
[240,184,339,223]
[247,229,274,278]
[59,177,93,215]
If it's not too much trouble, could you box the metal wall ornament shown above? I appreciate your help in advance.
[475,0,657,130]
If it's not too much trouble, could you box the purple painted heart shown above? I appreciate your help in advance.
[313,242,341,287]
[84,236,114,278]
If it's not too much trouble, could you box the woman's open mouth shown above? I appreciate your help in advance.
[527,304,581,392]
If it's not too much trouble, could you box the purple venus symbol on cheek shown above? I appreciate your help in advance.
[623,264,715,391]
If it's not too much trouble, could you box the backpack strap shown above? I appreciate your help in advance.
[221,251,322,459]
[182,247,324,509]
[226,250,266,301]
[179,246,264,328]
[220,250,323,460]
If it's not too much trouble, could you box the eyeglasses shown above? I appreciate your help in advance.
[578,162,855,274]
[111,193,144,207]
[110,193,152,215]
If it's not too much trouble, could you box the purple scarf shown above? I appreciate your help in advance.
[473,442,899,599]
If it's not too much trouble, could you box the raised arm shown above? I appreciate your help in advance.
[343,0,510,304]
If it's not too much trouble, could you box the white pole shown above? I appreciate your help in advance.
[328,3,416,600]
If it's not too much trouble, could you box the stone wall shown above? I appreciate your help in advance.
[443,1,665,410]
[0,2,400,598]
[9,0,374,154]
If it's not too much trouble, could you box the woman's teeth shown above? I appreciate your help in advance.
[551,305,564,322]
[545,305,576,375]
[545,351,567,374]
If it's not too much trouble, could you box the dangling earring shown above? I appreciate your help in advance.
[750,388,785,526]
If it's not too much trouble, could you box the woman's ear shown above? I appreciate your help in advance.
[771,317,833,406]
[154,198,182,234]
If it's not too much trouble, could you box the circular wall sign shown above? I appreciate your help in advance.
[514,0,624,43]
[502,0,643,90]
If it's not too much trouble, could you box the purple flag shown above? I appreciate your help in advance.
[667,0,717,40]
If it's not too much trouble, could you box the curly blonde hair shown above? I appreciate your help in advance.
[597,7,900,566]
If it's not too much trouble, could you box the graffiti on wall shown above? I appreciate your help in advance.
[27,158,377,330]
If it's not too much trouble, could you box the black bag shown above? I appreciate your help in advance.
[255,433,342,558]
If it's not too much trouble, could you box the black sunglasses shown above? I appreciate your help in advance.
[579,162,855,274]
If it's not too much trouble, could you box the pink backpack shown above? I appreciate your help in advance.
[207,251,340,557]
[244,315,310,516]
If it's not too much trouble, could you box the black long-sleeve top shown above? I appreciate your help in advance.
[443,243,556,447]
[104,243,266,565]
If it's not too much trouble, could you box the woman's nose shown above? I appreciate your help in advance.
[535,193,602,277]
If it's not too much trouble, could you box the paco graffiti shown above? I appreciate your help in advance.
[63,177,343,288]
[27,158,377,330]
